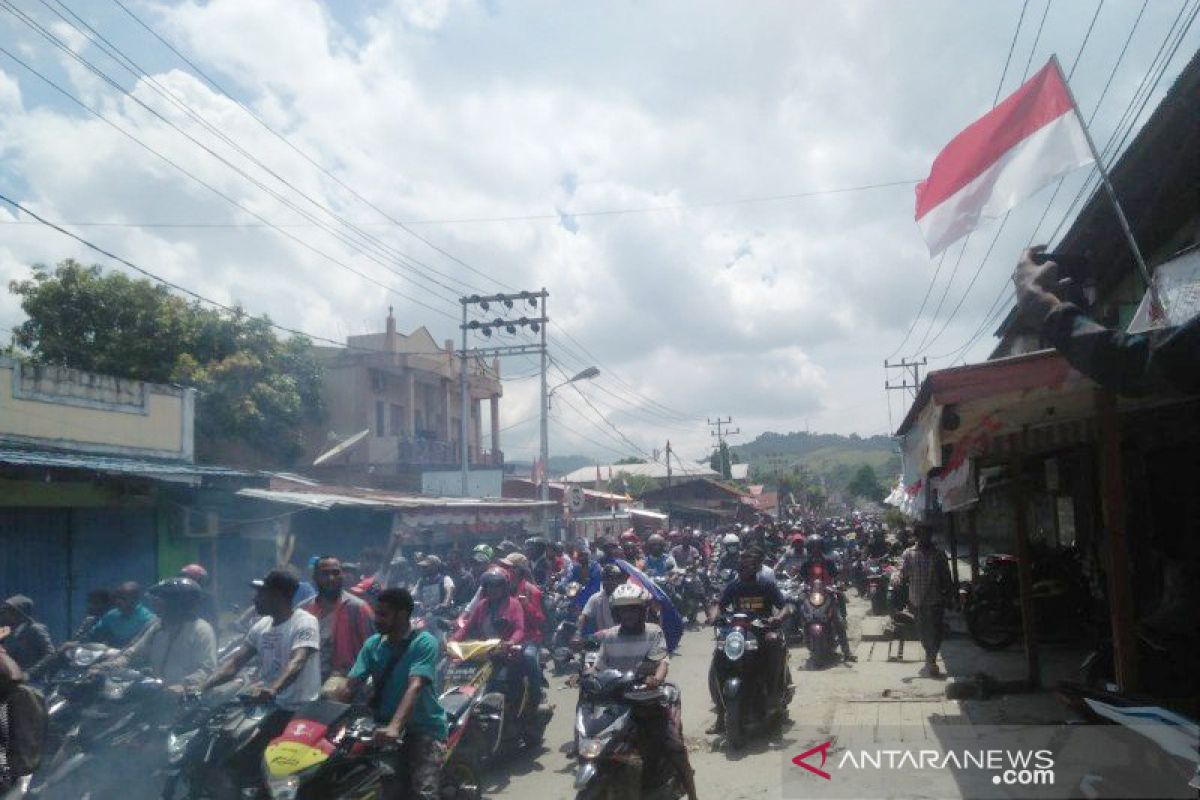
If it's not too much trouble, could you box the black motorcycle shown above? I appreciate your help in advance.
[549,582,584,674]
[31,665,178,800]
[708,613,793,749]
[161,691,284,800]
[572,668,685,800]
[961,548,1092,650]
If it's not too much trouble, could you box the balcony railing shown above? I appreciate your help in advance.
[398,438,503,467]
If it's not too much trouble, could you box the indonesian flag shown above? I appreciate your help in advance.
[915,58,1094,256]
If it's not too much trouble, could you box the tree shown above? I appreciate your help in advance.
[606,472,658,499]
[847,464,885,503]
[709,441,740,479]
[9,260,325,466]
[614,456,647,465]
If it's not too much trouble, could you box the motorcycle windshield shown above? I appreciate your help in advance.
[576,701,630,738]
[445,639,504,662]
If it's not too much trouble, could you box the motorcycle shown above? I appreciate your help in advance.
[439,639,553,791]
[549,583,584,673]
[708,613,793,749]
[667,568,707,625]
[572,668,685,800]
[161,692,283,800]
[799,579,837,668]
[775,578,805,645]
[260,699,480,800]
[862,558,892,616]
[961,548,1091,650]
[31,665,178,800]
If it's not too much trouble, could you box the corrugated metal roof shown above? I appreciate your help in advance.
[0,447,260,483]
[238,481,557,512]
[559,462,718,483]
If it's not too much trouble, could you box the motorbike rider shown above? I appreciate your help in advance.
[562,545,602,587]
[199,570,321,713]
[524,537,552,586]
[0,644,44,795]
[500,553,548,709]
[775,533,808,579]
[576,565,627,636]
[340,587,447,800]
[451,569,525,645]
[178,564,221,632]
[670,530,702,569]
[798,536,855,662]
[643,534,677,578]
[707,546,791,735]
[716,533,741,572]
[588,584,699,800]
[445,549,477,607]
[619,530,644,568]
[599,538,623,565]
[0,596,54,680]
[102,577,217,691]
[865,530,890,559]
[412,556,456,613]
[70,589,115,643]
[90,582,156,648]
[299,556,375,684]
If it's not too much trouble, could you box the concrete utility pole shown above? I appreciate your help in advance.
[539,288,549,507]
[665,440,673,530]
[458,290,549,498]
[708,416,739,479]
[883,357,927,401]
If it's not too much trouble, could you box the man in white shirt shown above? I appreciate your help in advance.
[199,570,320,711]
[575,565,626,638]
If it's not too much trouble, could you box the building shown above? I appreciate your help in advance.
[559,460,719,484]
[638,477,753,527]
[310,310,504,489]
[893,49,1200,707]
[0,357,262,638]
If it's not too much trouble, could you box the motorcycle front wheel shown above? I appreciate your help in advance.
[725,698,746,750]
[965,603,1019,650]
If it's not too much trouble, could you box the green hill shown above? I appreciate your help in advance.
[734,431,899,489]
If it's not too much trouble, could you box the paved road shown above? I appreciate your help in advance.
[481,593,967,799]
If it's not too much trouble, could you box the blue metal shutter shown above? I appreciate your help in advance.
[0,509,71,639]
[68,509,158,632]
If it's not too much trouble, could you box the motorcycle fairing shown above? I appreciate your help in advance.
[445,639,503,662]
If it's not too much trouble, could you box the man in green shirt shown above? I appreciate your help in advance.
[340,587,446,800]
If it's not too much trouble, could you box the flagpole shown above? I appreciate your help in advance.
[1051,55,1163,313]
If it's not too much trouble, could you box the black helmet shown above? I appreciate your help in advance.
[480,568,510,591]
[496,540,518,556]
[601,564,624,582]
[524,536,548,549]
[148,577,203,607]
[806,535,824,552]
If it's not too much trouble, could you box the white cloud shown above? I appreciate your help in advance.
[0,0,1193,463]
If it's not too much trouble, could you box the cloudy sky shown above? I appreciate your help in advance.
[0,0,1196,467]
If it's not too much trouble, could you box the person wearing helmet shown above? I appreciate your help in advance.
[104,578,217,691]
[708,547,791,735]
[717,533,741,572]
[619,530,644,568]
[495,540,518,559]
[90,582,156,649]
[451,568,525,646]
[643,534,677,578]
[0,596,53,680]
[523,537,551,586]
[576,564,627,636]
[591,584,699,800]
[598,538,623,565]
[798,536,855,663]
[775,533,808,579]
[500,553,547,709]
[413,556,456,613]
[178,563,220,631]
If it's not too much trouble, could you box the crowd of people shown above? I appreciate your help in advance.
[0,511,959,799]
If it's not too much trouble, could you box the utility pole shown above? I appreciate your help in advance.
[883,357,927,400]
[459,290,548,500]
[708,416,740,479]
[539,288,549,510]
[665,440,673,531]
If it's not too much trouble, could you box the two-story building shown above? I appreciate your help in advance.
[310,310,504,490]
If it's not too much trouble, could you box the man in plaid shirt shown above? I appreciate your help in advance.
[899,524,952,677]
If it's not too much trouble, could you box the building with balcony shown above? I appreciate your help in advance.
[309,310,504,489]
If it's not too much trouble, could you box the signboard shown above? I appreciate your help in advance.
[1128,247,1200,333]
[421,469,503,498]
[567,484,585,511]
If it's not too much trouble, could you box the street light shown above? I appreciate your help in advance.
[547,366,600,409]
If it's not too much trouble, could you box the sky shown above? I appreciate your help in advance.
[0,0,1196,469]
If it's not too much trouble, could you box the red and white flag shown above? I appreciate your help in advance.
[915,58,1093,256]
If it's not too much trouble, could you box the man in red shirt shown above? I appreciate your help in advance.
[299,556,374,685]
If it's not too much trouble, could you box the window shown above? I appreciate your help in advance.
[390,403,403,436]
[375,400,385,436]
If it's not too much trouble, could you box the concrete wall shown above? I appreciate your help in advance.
[0,357,194,461]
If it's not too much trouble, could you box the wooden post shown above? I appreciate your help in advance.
[947,512,961,605]
[1010,453,1041,690]
[1097,390,1138,692]
[968,507,980,584]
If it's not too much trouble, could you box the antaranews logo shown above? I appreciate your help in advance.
[791,741,1055,787]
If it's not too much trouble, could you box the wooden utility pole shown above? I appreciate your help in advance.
[1097,391,1138,691]
[665,440,674,530]
[1010,452,1041,690]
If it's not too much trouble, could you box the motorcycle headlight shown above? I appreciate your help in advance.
[810,592,826,607]
[577,736,609,760]
[265,774,301,800]
[167,729,198,765]
[723,630,746,661]
[71,648,102,667]
[101,678,132,701]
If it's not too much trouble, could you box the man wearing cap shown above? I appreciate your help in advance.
[0,596,54,680]
[413,556,455,613]
[200,570,320,713]
[90,582,156,649]
[299,557,374,684]
[561,545,601,587]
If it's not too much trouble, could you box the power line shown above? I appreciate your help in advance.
[7,1,481,307]
[993,0,1031,105]
[885,248,948,360]
[0,40,460,322]
[106,0,520,293]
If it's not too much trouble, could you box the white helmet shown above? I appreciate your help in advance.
[610,583,650,608]
[722,533,740,547]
